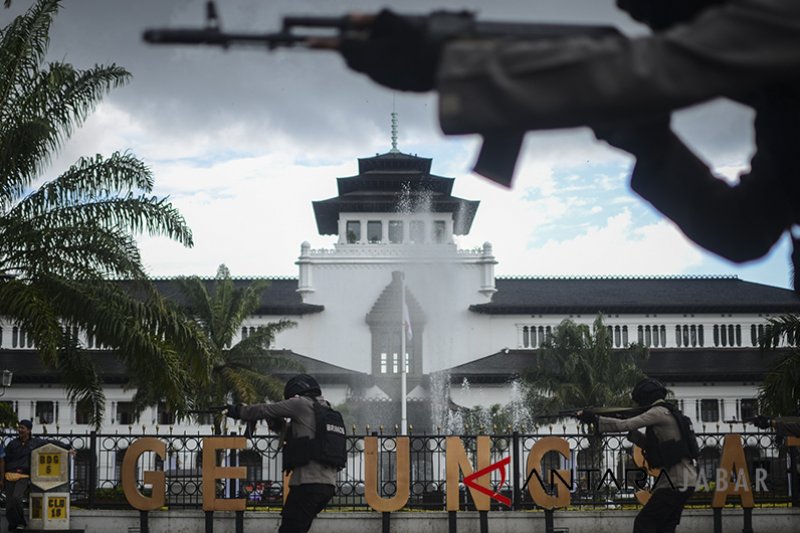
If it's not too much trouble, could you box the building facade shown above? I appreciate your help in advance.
[0,147,798,437]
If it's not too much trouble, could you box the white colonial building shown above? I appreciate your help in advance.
[0,144,798,437]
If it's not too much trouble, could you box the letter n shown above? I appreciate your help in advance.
[446,436,491,511]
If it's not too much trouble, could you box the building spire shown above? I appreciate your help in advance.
[390,96,399,153]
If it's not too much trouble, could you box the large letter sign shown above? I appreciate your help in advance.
[446,436,492,511]
[122,438,166,510]
[712,435,754,509]
[364,436,410,512]
[202,437,247,511]
[526,436,571,509]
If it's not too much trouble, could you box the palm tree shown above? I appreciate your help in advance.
[524,315,649,416]
[162,265,298,433]
[523,315,649,497]
[757,314,800,416]
[0,0,210,427]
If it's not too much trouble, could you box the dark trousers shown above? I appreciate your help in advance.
[279,483,335,533]
[5,478,30,530]
[633,488,694,533]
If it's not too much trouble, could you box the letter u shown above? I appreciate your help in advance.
[364,436,410,512]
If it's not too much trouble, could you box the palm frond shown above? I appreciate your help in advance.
[758,349,800,416]
[758,313,800,416]
[523,315,648,416]
[165,265,298,427]
[57,333,106,429]
[0,1,206,429]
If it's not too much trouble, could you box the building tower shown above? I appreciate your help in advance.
[288,122,497,429]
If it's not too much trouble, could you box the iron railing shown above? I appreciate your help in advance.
[5,430,797,511]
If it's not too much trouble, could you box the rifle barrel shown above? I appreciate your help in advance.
[471,21,620,40]
[143,29,304,47]
[282,15,350,30]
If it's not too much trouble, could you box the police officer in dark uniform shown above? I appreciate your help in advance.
[579,379,698,533]
[226,374,344,533]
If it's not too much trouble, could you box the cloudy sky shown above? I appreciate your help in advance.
[6,0,793,288]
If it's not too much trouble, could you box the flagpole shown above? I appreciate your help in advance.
[400,272,408,436]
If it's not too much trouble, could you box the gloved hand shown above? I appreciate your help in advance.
[751,415,772,429]
[224,403,244,420]
[616,0,726,31]
[338,9,447,92]
[267,417,287,433]
[577,409,597,425]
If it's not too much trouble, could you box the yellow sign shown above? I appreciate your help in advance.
[31,444,69,490]
[37,453,62,478]
[47,497,68,519]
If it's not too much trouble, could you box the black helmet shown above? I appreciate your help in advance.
[631,378,667,406]
[283,374,321,399]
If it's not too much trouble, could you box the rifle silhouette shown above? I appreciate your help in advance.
[187,405,229,415]
[188,405,258,437]
[536,405,652,421]
[143,1,621,188]
[722,417,759,424]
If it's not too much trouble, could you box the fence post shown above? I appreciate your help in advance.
[88,430,97,509]
[479,510,489,533]
[544,508,554,533]
[511,431,520,510]
[448,510,457,533]
[791,447,799,508]
[235,510,244,533]
[205,510,214,533]
[139,510,149,533]
[382,512,391,533]
[228,431,238,499]
[742,507,753,533]
[713,508,722,533]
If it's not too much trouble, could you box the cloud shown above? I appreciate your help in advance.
[518,209,704,276]
[13,0,788,289]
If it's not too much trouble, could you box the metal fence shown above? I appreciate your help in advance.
[8,430,799,511]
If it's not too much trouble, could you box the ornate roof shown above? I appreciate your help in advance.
[443,347,787,383]
[147,278,324,316]
[312,151,479,235]
[470,276,800,314]
[0,348,364,385]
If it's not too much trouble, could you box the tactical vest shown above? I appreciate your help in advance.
[643,402,700,469]
[283,399,347,472]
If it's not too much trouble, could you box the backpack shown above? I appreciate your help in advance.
[643,402,700,468]
[283,399,347,472]
[312,401,348,470]
[665,402,701,460]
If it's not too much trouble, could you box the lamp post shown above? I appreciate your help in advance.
[0,369,13,397]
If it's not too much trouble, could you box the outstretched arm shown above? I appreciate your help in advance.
[437,1,800,134]
[597,88,796,264]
